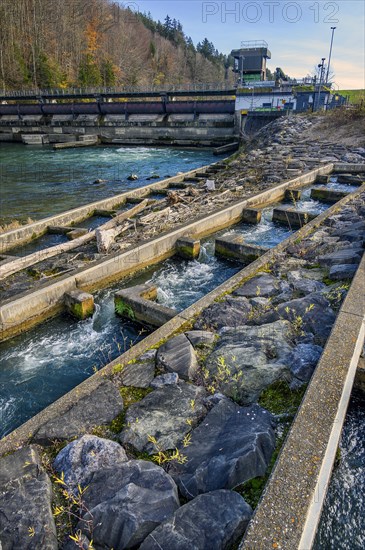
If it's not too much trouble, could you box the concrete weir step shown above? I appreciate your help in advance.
[114,284,177,327]
[1,164,357,341]
[272,207,316,227]
[215,235,269,263]
[311,187,349,202]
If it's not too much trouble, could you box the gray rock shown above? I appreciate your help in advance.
[119,382,207,453]
[0,446,57,550]
[140,490,252,550]
[287,343,323,384]
[117,359,155,388]
[276,293,336,345]
[62,534,91,550]
[53,435,128,492]
[194,296,252,330]
[233,273,280,298]
[33,380,124,443]
[287,273,325,295]
[150,372,179,389]
[206,321,293,404]
[156,334,198,380]
[78,460,179,549]
[318,248,362,267]
[329,263,358,280]
[185,330,216,348]
[169,400,275,499]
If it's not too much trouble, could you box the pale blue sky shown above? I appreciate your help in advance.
[119,0,365,89]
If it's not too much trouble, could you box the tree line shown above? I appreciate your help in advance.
[0,0,233,91]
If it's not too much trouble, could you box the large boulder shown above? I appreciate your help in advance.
[139,490,252,550]
[116,357,155,388]
[156,334,198,380]
[78,460,179,549]
[53,435,128,492]
[287,343,323,385]
[233,273,282,298]
[276,293,336,345]
[119,382,207,453]
[194,296,252,330]
[33,380,124,443]
[205,320,293,404]
[0,446,57,550]
[169,399,275,499]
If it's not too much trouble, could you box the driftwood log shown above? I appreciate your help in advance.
[0,200,148,280]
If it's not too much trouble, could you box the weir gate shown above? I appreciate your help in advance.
[0,84,238,147]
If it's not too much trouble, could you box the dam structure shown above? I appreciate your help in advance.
[0,83,237,148]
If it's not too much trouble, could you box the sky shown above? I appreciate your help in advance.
[117,0,365,89]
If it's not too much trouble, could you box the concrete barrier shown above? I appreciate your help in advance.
[311,187,349,203]
[215,235,268,262]
[242,208,262,224]
[115,284,177,327]
[272,207,316,227]
[0,164,337,341]
[240,252,365,550]
[0,184,363,458]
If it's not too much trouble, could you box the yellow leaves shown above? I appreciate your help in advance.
[183,433,191,448]
[28,526,35,537]
[53,471,66,486]
[148,434,187,465]
[53,505,64,517]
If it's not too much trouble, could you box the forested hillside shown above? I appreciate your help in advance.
[0,0,232,90]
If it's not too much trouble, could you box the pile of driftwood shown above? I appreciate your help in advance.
[0,184,236,281]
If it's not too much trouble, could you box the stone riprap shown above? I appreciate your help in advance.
[119,381,208,454]
[0,192,363,546]
[139,490,252,550]
[169,400,276,499]
[0,113,364,550]
[32,380,124,444]
[0,446,57,550]
[75,460,180,549]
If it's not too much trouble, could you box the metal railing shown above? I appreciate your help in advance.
[0,82,235,100]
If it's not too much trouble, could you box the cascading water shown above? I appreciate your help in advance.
[314,390,365,549]
[0,171,349,438]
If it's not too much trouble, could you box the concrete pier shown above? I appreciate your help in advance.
[115,284,177,327]
[215,235,268,262]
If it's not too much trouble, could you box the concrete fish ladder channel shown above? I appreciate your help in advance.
[0,163,362,342]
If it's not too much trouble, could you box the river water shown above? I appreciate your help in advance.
[314,390,365,549]
[0,143,217,223]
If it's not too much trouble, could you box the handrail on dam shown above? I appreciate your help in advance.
[0,82,236,101]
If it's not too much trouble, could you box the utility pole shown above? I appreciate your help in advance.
[326,27,337,84]
[314,58,326,111]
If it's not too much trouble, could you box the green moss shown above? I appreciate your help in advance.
[119,386,152,408]
[322,276,336,286]
[26,268,41,280]
[109,411,127,434]
[115,299,135,320]
[258,380,307,416]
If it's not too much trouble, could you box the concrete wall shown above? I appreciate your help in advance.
[0,181,363,459]
[0,164,335,341]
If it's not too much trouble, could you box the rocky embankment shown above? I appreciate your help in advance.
[1,176,364,547]
[1,113,364,301]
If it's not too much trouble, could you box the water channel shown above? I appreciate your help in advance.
[0,145,363,548]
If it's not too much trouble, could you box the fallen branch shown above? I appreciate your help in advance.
[0,200,148,280]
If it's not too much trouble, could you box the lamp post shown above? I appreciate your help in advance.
[314,58,326,111]
[326,26,336,84]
